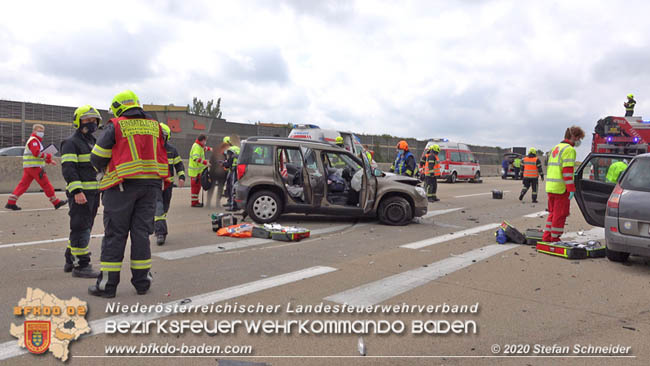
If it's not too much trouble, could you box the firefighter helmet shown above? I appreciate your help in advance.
[529,147,537,155]
[397,140,409,150]
[160,123,171,141]
[628,93,634,99]
[73,105,101,128]
[335,136,344,146]
[223,136,231,144]
[110,90,140,117]
[429,144,440,153]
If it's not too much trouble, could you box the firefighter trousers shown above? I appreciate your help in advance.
[7,167,61,206]
[96,183,156,294]
[225,170,233,204]
[65,190,100,268]
[513,167,521,179]
[190,176,201,205]
[520,178,539,201]
[542,191,570,242]
[424,175,437,201]
[154,186,173,236]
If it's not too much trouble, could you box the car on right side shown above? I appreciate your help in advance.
[575,152,650,262]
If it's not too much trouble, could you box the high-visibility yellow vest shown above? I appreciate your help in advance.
[513,158,522,168]
[606,161,628,183]
[545,142,576,194]
[23,136,45,168]
[522,156,539,178]
[188,142,207,178]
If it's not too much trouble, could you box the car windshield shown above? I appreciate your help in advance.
[620,158,650,192]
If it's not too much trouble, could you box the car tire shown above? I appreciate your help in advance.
[247,190,283,224]
[378,196,413,226]
[606,247,630,262]
[448,172,457,183]
[472,171,481,183]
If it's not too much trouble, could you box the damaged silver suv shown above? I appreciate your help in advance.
[234,137,428,225]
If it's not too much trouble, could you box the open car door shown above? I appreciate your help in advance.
[360,151,377,213]
[575,153,633,227]
[301,146,324,208]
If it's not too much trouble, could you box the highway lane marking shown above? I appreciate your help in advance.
[453,191,510,198]
[400,223,501,249]
[420,207,464,219]
[524,210,548,218]
[0,207,69,213]
[324,244,518,306]
[154,224,355,260]
[0,265,337,361]
[0,234,105,249]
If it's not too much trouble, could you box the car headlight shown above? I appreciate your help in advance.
[415,187,426,198]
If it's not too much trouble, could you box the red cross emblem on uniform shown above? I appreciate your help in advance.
[552,147,560,158]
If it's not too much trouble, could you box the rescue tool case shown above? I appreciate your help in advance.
[499,221,526,244]
[525,229,544,246]
[211,213,238,232]
[536,241,606,259]
[492,190,503,199]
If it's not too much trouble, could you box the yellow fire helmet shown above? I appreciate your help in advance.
[628,93,634,99]
[73,105,102,128]
[223,136,231,144]
[529,147,537,155]
[335,136,344,145]
[110,90,140,117]
[429,144,440,153]
[160,123,171,141]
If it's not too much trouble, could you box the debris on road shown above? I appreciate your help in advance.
[492,190,503,199]
[358,336,367,356]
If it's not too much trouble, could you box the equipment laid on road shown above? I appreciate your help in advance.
[492,190,503,199]
[536,240,606,259]
[498,221,526,244]
[217,223,254,238]
[495,228,507,244]
[525,229,544,246]
[211,213,238,232]
[251,223,311,242]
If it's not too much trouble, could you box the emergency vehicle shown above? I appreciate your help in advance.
[288,125,368,158]
[590,116,650,179]
[422,139,481,183]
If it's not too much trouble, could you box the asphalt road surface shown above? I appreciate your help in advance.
[0,177,648,366]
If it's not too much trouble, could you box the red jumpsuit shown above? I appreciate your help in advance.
[7,133,63,207]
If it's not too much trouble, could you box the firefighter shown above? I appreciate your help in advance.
[419,145,441,202]
[389,140,416,177]
[5,124,67,211]
[542,126,585,243]
[61,105,102,278]
[224,143,241,211]
[624,94,636,117]
[518,147,544,203]
[154,123,185,245]
[512,156,522,180]
[188,134,212,207]
[606,160,628,183]
[88,90,168,298]
[223,136,234,207]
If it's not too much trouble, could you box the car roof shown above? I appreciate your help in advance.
[246,136,338,148]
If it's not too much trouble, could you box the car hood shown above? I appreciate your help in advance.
[379,172,420,186]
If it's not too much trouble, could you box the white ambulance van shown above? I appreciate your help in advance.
[288,124,367,158]
[422,139,481,183]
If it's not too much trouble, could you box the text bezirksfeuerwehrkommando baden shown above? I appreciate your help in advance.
[105,301,480,315]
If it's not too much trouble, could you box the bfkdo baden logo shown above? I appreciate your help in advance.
[10,288,91,362]
[24,320,51,354]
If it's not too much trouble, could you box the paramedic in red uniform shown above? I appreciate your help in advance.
[88,90,168,298]
[5,124,67,211]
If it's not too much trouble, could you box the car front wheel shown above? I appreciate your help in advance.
[606,247,630,262]
[247,190,283,224]
[377,196,413,226]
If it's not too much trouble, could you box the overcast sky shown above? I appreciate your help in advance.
[2,0,649,158]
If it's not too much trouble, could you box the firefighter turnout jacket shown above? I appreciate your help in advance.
[164,142,185,184]
[419,152,441,177]
[546,140,576,194]
[91,108,169,189]
[61,129,99,193]
[391,151,416,177]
